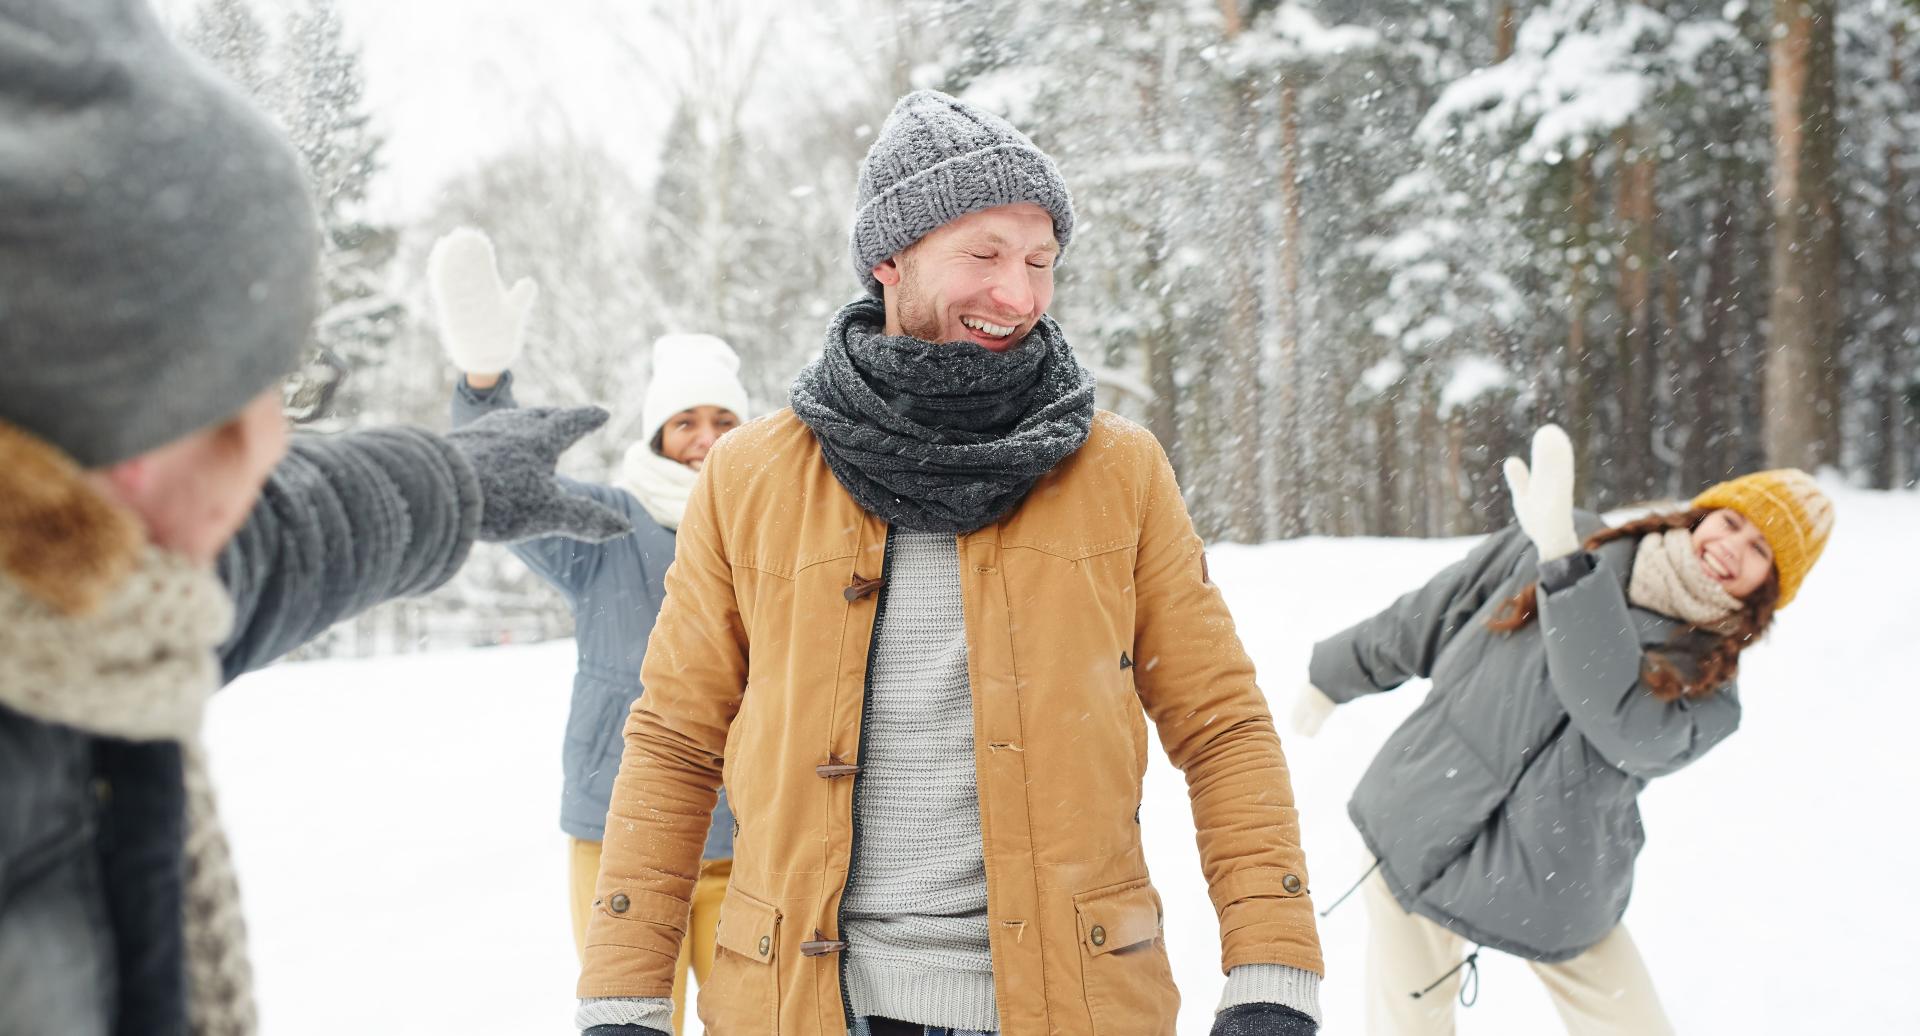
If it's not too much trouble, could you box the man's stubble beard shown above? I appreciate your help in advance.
[893,255,943,342]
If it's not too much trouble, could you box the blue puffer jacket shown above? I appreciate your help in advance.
[452,374,733,855]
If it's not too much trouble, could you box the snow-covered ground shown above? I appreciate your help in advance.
[209,484,1917,1033]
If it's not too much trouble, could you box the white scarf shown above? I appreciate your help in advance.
[1628,528,1744,633]
[613,440,699,531]
[0,547,258,1035]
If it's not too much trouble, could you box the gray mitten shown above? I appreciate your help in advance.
[443,406,632,543]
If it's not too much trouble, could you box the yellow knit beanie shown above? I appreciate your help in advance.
[1691,469,1834,609]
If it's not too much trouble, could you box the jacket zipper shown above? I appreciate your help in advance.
[839,526,894,1034]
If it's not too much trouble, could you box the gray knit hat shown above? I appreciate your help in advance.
[0,0,320,468]
[849,89,1074,297]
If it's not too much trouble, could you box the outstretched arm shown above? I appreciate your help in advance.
[216,426,481,681]
[217,409,628,682]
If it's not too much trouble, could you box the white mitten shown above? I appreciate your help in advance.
[1502,424,1580,562]
[1290,681,1337,738]
[427,227,538,375]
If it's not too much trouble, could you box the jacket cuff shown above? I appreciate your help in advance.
[1218,964,1322,1023]
[456,369,515,404]
[1307,626,1377,704]
[1537,549,1596,595]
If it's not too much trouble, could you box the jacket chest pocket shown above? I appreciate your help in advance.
[698,888,781,1032]
[1074,879,1179,1036]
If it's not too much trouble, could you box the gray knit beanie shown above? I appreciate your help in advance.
[849,89,1074,297]
[0,0,320,468]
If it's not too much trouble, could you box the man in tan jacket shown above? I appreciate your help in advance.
[577,90,1324,1036]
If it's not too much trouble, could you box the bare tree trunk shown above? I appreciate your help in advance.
[1416,371,1441,536]
[1374,397,1398,534]
[1218,2,1264,542]
[1700,193,1739,485]
[1495,1,1518,62]
[1766,0,1842,470]
[1568,152,1596,501]
[1614,127,1659,500]
[1272,76,1305,536]
[1884,23,1912,488]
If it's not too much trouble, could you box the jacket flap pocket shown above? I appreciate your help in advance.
[1074,880,1163,957]
[713,888,780,962]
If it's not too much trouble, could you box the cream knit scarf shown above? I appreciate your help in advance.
[613,440,696,531]
[0,549,257,1036]
[1628,528,1743,633]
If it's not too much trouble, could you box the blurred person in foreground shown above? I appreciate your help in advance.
[0,2,628,1032]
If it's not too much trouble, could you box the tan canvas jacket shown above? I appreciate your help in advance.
[579,409,1323,1034]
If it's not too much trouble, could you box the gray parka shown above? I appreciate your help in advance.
[452,374,732,855]
[1309,515,1741,962]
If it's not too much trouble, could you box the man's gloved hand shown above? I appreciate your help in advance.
[443,406,631,543]
[1290,681,1337,738]
[427,226,537,376]
[1502,423,1581,562]
[581,1026,668,1036]
[1211,1002,1318,1036]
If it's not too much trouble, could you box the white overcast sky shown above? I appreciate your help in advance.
[155,0,680,220]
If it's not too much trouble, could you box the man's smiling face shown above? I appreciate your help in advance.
[874,203,1059,352]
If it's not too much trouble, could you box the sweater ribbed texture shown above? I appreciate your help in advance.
[574,996,669,1031]
[843,530,998,1031]
[1218,964,1324,1023]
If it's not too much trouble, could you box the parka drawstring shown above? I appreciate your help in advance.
[1317,858,1382,918]
[1411,947,1482,1007]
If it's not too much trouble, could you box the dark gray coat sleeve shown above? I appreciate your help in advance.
[1309,524,1528,703]
[214,426,484,682]
[1535,550,1741,778]
[448,370,624,599]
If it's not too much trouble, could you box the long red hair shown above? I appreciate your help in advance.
[1486,508,1780,702]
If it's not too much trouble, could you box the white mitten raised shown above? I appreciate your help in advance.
[1290,681,1337,738]
[427,226,538,376]
[1502,423,1581,562]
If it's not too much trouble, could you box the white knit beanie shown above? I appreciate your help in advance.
[641,334,752,449]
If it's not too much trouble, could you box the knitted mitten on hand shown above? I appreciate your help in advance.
[1211,1002,1319,1036]
[444,406,630,543]
[427,226,537,375]
[1502,424,1580,562]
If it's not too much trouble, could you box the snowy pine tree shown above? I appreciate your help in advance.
[272,0,402,425]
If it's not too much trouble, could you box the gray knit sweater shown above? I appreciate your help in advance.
[843,530,996,1028]
[577,531,1321,1032]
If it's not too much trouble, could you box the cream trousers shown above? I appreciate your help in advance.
[1364,871,1675,1036]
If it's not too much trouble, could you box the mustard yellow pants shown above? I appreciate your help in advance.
[1364,871,1674,1036]
[570,837,731,1035]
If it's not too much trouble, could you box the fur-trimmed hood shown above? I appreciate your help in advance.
[0,418,147,616]
[0,418,257,1036]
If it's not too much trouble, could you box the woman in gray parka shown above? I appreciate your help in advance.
[1291,426,1834,1036]
[428,229,746,1034]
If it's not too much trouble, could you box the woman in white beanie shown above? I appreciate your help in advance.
[430,228,747,1034]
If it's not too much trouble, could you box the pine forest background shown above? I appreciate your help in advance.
[172,0,1919,655]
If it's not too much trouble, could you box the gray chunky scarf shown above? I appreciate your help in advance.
[790,297,1096,534]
